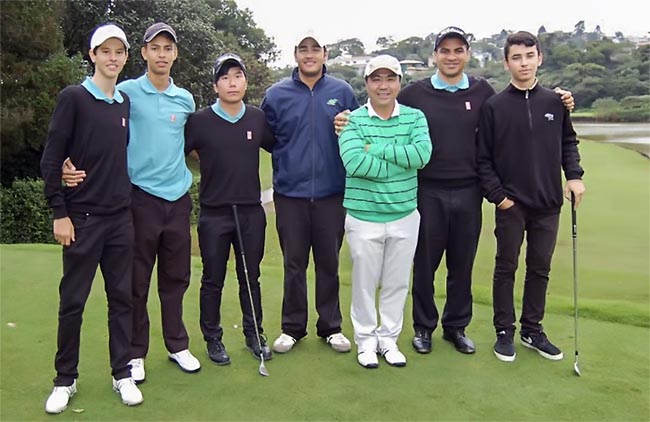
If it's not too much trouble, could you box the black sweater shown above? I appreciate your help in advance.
[477,83,584,211]
[40,85,131,219]
[184,106,275,208]
[398,76,496,187]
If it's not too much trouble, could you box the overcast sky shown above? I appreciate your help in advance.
[234,0,649,67]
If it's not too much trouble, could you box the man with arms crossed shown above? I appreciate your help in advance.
[338,55,432,368]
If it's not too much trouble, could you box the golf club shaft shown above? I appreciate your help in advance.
[571,193,579,362]
[232,205,266,368]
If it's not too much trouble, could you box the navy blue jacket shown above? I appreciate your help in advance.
[261,66,359,199]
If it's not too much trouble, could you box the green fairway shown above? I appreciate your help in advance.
[1,140,649,421]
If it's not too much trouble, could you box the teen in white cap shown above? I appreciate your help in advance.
[62,21,201,383]
[41,23,143,413]
[338,54,432,368]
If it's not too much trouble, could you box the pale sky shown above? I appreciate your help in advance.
[234,0,649,67]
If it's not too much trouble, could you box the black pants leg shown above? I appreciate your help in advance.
[198,208,233,342]
[492,204,526,333]
[157,193,192,353]
[442,184,482,330]
[520,211,559,334]
[274,193,311,339]
[100,211,134,381]
[412,186,447,333]
[310,194,345,338]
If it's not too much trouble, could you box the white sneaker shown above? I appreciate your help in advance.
[45,380,77,414]
[380,347,407,367]
[326,332,352,353]
[272,333,297,353]
[168,349,201,373]
[129,358,145,384]
[357,350,379,368]
[112,377,143,406]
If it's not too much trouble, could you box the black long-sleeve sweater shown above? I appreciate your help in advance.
[184,105,275,208]
[40,85,131,219]
[477,83,584,211]
[398,76,496,187]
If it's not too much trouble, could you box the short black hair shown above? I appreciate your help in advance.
[504,31,541,59]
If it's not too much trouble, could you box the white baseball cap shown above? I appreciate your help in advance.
[295,30,323,48]
[90,24,130,50]
[364,54,403,78]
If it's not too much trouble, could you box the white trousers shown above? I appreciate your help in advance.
[345,210,420,353]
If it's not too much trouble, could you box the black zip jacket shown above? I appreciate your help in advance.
[477,83,584,211]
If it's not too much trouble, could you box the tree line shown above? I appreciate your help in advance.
[2,2,649,187]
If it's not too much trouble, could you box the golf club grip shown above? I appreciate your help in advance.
[571,192,577,238]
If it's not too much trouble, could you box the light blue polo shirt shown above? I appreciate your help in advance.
[118,74,195,201]
[82,77,125,103]
[211,99,246,123]
[431,72,469,92]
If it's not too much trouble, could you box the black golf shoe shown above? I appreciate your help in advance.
[246,335,273,361]
[412,329,432,354]
[520,331,564,361]
[442,328,476,354]
[207,339,231,365]
[494,330,516,362]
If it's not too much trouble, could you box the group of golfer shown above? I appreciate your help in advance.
[40,20,584,413]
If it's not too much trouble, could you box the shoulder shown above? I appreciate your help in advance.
[469,76,497,94]
[245,105,267,119]
[323,74,354,91]
[117,78,138,94]
[399,103,424,117]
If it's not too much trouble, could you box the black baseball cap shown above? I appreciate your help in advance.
[213,53,247,82]
[143,22,177,43]
[434,26,469,50]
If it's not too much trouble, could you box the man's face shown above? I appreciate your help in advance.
[213,65,247,104]
[504,44,542,85]
[294,37,327,78]
[141,33,177,76]
[365,69,401,108]
[434,37,470,80]
[89,38,128,80]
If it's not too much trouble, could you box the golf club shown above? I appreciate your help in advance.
[232,204,269,377]
[571,192,581,376]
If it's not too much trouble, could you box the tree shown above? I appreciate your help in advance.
[376,36,394,49]
[1,0,86,185]
[60,0,278,107]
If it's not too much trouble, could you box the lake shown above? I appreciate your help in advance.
[575,122,650,157]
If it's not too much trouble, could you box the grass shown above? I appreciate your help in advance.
[1,140,649,421]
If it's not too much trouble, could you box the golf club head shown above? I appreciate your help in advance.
[573,361,581,376]
[259,361,269,377]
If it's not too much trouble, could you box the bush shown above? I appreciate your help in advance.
[1,178,54,244]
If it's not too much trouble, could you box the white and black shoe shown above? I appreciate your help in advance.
[494,330,516,362]
[521,331,564,360]
[357,350,379,368]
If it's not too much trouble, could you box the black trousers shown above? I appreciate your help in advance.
[54,209,134,386]
[492,204,560,334]
[412,183,482,333]
[198,205,266,341]
[273,192,345,340]
[130,187,192,358]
